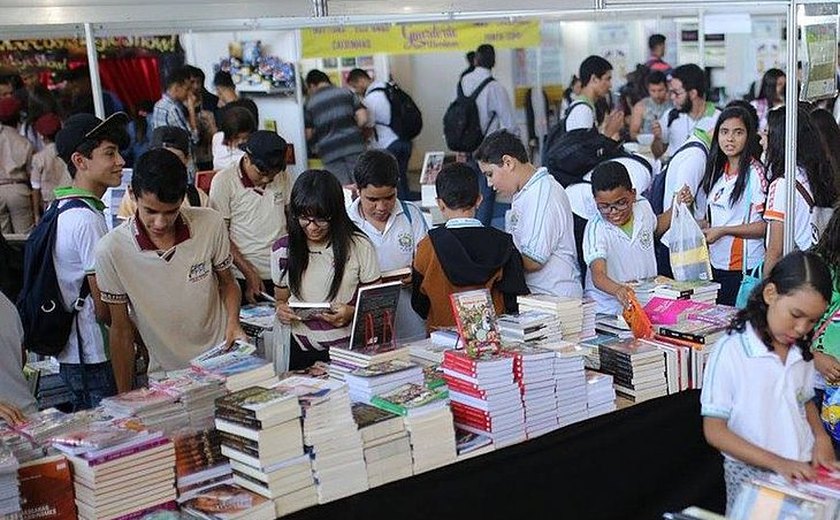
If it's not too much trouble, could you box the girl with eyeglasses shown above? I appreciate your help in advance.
[271,170,380,370]
[699,106,768,306]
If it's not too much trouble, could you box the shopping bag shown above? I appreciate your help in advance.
[822,386,840,443]
[667,201,713,282]
[735,262,763,310]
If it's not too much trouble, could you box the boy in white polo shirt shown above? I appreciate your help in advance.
[475,130,582,298]
[96,149,245,390]
[209,130,290,304]
[348,150,428,341]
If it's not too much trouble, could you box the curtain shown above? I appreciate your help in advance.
[97,56,161,114]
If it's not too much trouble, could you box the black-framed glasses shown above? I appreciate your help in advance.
[297,215,331,228]
[596,199,632,215]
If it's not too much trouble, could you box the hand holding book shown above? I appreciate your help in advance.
[0,401,26,426]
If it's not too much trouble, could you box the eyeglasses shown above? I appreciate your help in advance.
[297,215,331,228]
[596,199,632,214]
[669,88,686,97]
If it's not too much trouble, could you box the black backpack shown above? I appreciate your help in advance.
[443,76,496,153]
[542,126,625,187]
[648,140,708,215]
[17,198,94,356]
[369,83,423,141]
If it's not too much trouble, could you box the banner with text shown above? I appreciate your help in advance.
[302,21,540,59]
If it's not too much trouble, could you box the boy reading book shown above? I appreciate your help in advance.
[411,163,528,330]
[583,161,692,314]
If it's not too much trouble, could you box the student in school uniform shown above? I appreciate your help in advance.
[29,113,71,217]
[474,130,582,298]
[348,150,429,341]
[565,55,624,138]
[698,106,767,306]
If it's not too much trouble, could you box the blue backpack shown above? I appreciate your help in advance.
[16,198,94,356]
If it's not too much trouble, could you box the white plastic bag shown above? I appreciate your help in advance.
[666,201,713,281]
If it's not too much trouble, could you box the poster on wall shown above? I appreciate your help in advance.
[596,24,630,86]
[799,4,839,102]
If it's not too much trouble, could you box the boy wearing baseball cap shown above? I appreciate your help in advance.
[208,130,290,304]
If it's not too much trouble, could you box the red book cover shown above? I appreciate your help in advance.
[449,289,501,357]
[18,455,76,520]
[450,402,495,420]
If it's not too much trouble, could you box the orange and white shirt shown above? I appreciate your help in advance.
[764,167,814,252]
[706,159,767,271]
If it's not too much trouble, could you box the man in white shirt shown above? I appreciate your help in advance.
[565,55,624,138]
[475,130,582,298]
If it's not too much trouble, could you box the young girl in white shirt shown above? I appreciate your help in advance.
[699,106,767,306]
[701,250,839,513]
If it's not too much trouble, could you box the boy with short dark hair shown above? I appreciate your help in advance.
[96,149,245,390]
[411,162,528,330]
[567,55,623,137]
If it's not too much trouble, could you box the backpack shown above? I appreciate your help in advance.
[648,140,708,215]
[542,126,625,187]
[369,83,423,141]
[16,198,94,356]
[443,77,496,153]
[795,181,834,244]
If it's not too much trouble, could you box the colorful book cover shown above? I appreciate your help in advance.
[643,297,712,325]
[181,483,270,518]
[17,456,76,520]
[370,383,447,416]
[50,425,137,450]
[351,403,400,429]
[216,387,297,414]
[191,340,257,365]
[449,289,501,357]
[348,359,418,378]
[348,282,402,351]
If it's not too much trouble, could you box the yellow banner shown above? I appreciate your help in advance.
[302,21,540,59]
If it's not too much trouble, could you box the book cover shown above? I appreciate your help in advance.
[348,282,402,351]
[215,387,298,416]
[370,383,447,416]
[191,340,257,365]
[17,455,75,520]
[449,289,501,357]
[351,403,400,429]
[181,483,271,519]
[643,297,712,326]
[288,302,331,321]
[347,359,418,378]
[419,151,445,185]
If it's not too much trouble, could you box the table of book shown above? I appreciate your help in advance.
[285,389,725,520]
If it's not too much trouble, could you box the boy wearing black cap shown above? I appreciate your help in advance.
[208,130,290,303]
[52,111,129,407]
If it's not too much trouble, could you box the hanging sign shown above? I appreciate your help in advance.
[302,21,540,59]
[799,4,839,102]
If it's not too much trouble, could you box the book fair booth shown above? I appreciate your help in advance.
[0,0,837,518]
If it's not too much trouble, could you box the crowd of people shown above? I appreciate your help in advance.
[2,34,840,515]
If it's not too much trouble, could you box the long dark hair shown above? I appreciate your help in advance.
[765,107,838,208]
[757,68,785,105]
[286,170,368,301]
[701,106,760,205]
[808,108,840,200]
[729,250,832,360]
[812,207,840,280]
[132,100,154,145]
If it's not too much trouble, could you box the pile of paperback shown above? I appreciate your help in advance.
[0,447,20,518]
[585,371,616,418]
[151,370,226,428]
[344,360,424,404]
[553,345,589,427]
[327,345,410,382]
[171,427,232,502]
[351,403,413,487]
[497,311,563,345]
[517,295,585,342]
[101,388,188,434]
[503,344,559,438]
[191,340,278,392]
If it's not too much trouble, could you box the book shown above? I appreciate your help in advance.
[288,302,332,321]
[380,267,411,284]
[351,403,405,443]
[369,383,449,417]
[17,455,75,520]
[450,289,501,357]
[419,151,445,184]
[348,281,402,351]
[643,297,713,325]
[215,387,300,423]
[180,483,275,520]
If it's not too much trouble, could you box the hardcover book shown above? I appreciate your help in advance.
[348,281,402,351]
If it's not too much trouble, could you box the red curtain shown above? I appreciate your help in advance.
[97,56,161,114]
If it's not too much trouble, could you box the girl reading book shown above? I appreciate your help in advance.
[271,170,381,370]
[701,250,839,513]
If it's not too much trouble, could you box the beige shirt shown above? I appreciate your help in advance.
[95,207,233,371]
[208,160,290,280]
[0,125,33,183]
[30,143,71,203]
[117,187,209,219]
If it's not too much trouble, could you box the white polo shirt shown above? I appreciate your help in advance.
[705,160,767,271]
[364,81,399,150]
[764,167,814,252]
[347,198,428,273]
[582,199,658,315]
[208,160,290,280]
[566,156,653,220]
[701,324,815,463]
[564,99,596,131]
[508,167,582,298]
[662,136,709,217]
[660,103,720,159]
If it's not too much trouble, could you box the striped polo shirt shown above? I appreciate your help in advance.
[304,86,365,164]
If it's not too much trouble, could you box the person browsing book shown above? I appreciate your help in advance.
[272,170,381,370]
[700,251,840,514]
[582,161,692,314]
[0,290,36,424]
[411,162,528,330]
[348,150,428,341]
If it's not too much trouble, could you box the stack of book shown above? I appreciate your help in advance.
[0,448,20,518]
[517,295,585,342]
[554,346,589,427]
[101,388,189,434]
[585,371,616,418]
[502,344,558,439]
[730,477,840,519]
[25,358,73,410]
[151,371,227,429]
[171,428,231,502]
[191,341,278,392]
[442,350,526,448]
[274,376,367,504]
[16,408,90,446]
[63,429,176,519]
[599,339,667,402]
[344,360,424,404]
[181,483,276,520]
[16,454,76,520]
[327,345,410,382]
[632,277,721,306]
[643,297,714,326]
[239,304,276,337]
[454,428,493,461]
[0,429,47,464]
[497,311,563,345]
[594,314,634,340]
[351,403,412,487]
[405,337,452,365]
[581,299,598,340]
[370,383,456,473]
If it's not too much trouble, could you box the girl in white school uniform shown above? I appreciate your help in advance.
[701,251,839,513]
[763,106,838,275]
[699,106,767,306]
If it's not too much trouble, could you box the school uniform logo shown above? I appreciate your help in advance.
[188,262,210,283]
[398,232,413,253]
[273,192,284,205]
[639,229,653,250]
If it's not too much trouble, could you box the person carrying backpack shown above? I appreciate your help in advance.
[348,69,422,201]
[443,44,518,227]
[17,112,130,409]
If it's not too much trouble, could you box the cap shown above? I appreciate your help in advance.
[33,113,62,138]
[55,112,129,164]
[239,130,288,172]
[0,97,22,122]
[150,126,190,155]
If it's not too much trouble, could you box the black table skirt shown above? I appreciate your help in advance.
[286,389,726,520]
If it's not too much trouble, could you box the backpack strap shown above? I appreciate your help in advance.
[399,200,413,226]
[186,184,201,207]
[463,76,495,101]
[795,180,815,210]
[666,108,680,128]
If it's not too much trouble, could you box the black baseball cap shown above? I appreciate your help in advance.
[239,130,287,172]
[150,126,191,156]
[55,112,130,165]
